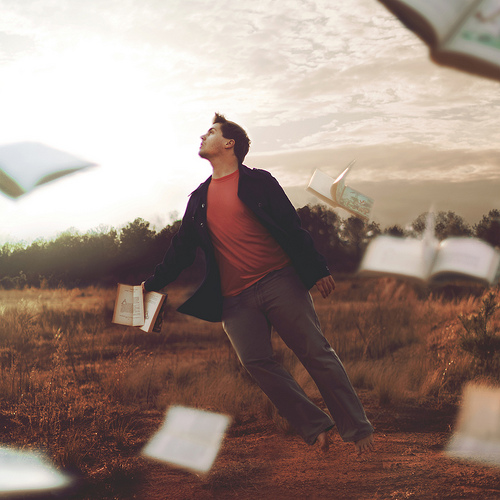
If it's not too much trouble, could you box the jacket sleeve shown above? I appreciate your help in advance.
[260,171,331,286]
[144,199,200,292]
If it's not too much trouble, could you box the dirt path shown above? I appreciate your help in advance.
[76,394,500,500]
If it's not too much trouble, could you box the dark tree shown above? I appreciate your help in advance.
[384,224,406,237]
[408,211,471,240]
[474,209,500,247]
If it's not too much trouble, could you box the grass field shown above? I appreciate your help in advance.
[0,279,498,498]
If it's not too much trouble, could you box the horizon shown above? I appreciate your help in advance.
[1,197,495,248]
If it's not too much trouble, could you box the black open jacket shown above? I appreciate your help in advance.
[144,164,330,322]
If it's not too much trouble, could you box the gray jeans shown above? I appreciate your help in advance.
[222,266,373,445]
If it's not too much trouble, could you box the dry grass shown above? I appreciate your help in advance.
[0,279,498,497]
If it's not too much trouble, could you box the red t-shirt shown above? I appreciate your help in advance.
[207,170,291,297]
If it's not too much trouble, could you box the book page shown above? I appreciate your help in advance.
[331,167,349,203]
[140,292,167,333]
[358,235,437,280]
[306,169,337,207]
[443,0,500,65]
[112,284,145,327]
[430,237,500,283]
[0,447,72,494]
[384,0,477,43]
[142,406,231,474]
[0,142,95,197]
[445,383,500,466]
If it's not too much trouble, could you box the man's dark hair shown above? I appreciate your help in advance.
[213,113,251,163]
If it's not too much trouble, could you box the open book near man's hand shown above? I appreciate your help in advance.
[358,233,500,286]
[112,284,167,333]
[378,0,500,82]
[306,161,374,221]
[0,141,96,198]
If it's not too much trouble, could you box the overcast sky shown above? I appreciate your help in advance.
[0,0,499,244]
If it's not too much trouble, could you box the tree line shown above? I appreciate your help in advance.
[1,206,499,290]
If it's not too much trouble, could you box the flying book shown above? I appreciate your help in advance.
[112,283,167,333]
[0,446,73,496]
[445,383,500,466]
[306,161,374,221]
[0,141,96,198]
[378,0,500,82]
[142,405,231,475]
[358,233,500,286]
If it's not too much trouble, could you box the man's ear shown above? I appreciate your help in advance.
[225,139,235,149]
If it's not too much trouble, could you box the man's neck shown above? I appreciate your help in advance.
[210,157,239,179]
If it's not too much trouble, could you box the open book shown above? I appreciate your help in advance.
[0,446,72,496]
[445,383,500,466]
[0,141,96,198]
[306,161,374,221]
[142,405,231,474]
[378,0,500,81]
[358,233,500,286]
[112,284,167,333]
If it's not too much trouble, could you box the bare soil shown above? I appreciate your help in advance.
[67,392,500,500]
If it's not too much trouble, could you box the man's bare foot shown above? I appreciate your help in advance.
[316,431,329,453]
[354,434,374,455]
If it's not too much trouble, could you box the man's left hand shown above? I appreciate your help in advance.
[315,275,336,298]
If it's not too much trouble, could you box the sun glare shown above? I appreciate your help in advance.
[0,39,200,242]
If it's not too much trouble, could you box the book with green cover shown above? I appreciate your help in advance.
[378,0,500,81]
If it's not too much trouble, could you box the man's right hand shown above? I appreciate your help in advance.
[315,275,336,299]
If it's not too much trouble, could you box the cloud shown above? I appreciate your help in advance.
[0,31,36,61]
[0,0,499,242]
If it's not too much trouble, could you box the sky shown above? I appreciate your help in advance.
[0,0,499,244]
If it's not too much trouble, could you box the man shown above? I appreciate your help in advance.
[143,113,374,454]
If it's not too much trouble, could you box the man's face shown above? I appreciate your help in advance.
[199,123,227,160]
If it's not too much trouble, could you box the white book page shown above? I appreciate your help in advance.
[444,0,500,62]
[306,169,337,206]
[446,433,500,465]
[331,167,349,203]
[398,0,477,42]
[0,448,71,493]
[132,286,145,326]
[145,434,218,472]
[430,237,500,281]
[140,292,165,332]
[0,142,94,193]
[143,406,230,473]
[445,384,500,465]
[112,284,145,326]
[359,235,437,280]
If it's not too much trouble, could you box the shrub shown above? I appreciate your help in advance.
[458,291,500,375]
